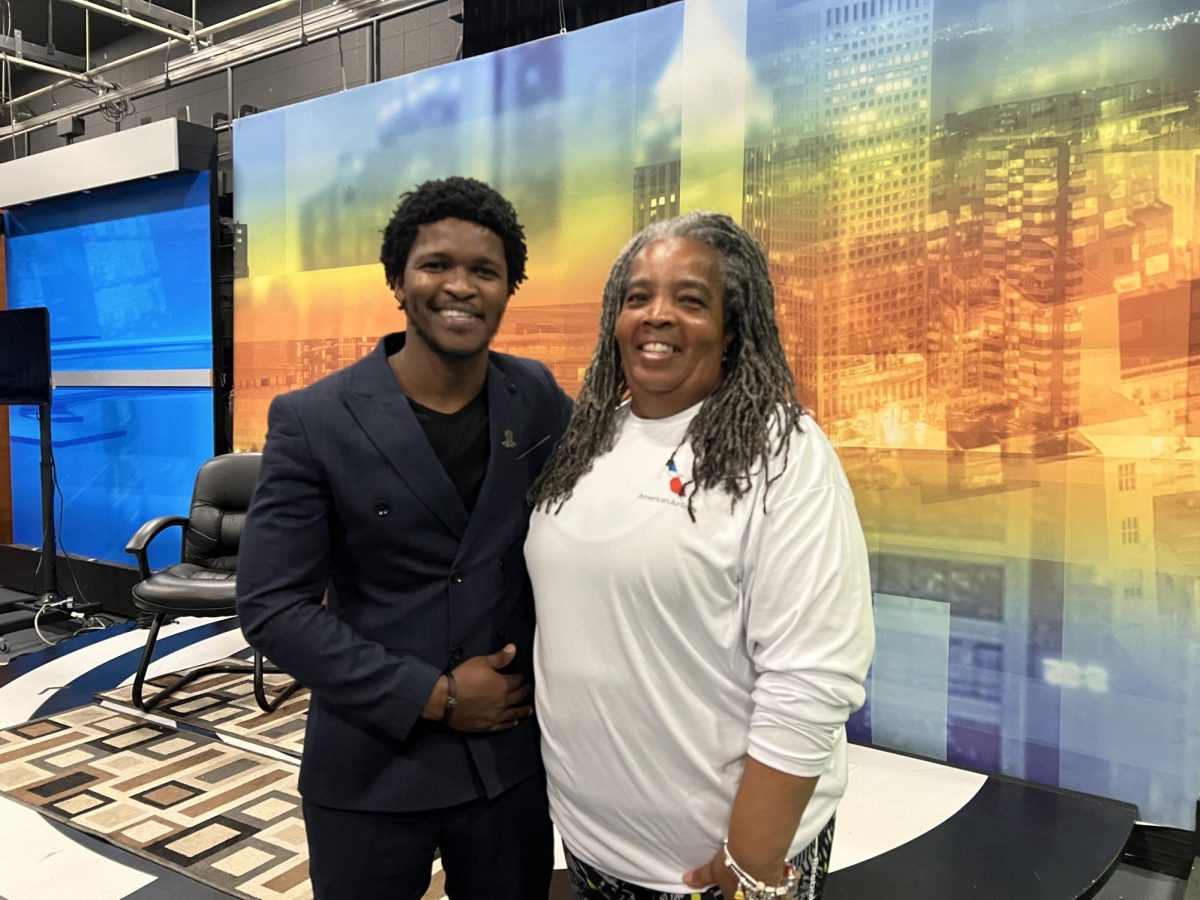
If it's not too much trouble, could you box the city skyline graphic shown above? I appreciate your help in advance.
[233,0,1200,826]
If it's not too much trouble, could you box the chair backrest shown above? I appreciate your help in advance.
[183,452,263,572]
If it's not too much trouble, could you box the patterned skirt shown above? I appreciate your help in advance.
[564,816,836,900]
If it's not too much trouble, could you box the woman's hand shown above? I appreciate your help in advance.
[683,850,739,899]
[685,834,791,899]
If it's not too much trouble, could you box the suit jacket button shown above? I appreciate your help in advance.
[450,570,463,584]
[450,646,464,663]
[375,502,390,517]
[499,558,506,573]
[497,629,510,643]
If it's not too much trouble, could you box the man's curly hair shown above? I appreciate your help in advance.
[380,176,528,292]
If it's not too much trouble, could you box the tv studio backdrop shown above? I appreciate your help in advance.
[230,0,1200,838]
[0,0,1197,870]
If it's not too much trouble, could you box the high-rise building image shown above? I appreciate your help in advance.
[743,144,774,254]
[746,0,933,430]
[633,160,681,234]
[977,136,1084,435]
[928,82,1199,448]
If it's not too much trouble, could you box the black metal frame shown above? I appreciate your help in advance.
[125,510,298,714]
[130,611,301,713]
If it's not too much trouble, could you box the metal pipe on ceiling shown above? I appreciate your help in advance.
[0,50,112,89]
[98,0,202,33]
[194,0,302,39]
[11,42,175,110]
[55,0,193,44]
[0,32,86,70]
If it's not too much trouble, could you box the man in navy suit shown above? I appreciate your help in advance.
[237,177,570,899]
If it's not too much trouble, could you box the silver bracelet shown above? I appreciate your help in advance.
[722,839,797,899]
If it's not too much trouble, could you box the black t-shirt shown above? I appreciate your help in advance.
[408,389,490,513]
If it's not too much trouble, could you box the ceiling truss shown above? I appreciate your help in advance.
[0,32,87,74]
[0,0,441,140]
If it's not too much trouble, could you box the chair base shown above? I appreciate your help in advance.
[132,613,301,714]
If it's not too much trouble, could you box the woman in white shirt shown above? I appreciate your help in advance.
[525,212,875,900]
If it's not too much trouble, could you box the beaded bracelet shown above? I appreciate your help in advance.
[722,839,797,900]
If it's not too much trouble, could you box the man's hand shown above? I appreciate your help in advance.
[683,849,738,899]
[421,644,533,732]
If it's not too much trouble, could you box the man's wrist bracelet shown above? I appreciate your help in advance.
[440,672,459,724]
[723,839,796,900]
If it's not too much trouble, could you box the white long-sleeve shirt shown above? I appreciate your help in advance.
[527,401,876,892]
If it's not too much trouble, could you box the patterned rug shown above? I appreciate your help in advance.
[0,703,457,900]
[0,704,309,899]
[97,660,308,760]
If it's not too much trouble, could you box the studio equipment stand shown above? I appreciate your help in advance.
[36,402,60,607]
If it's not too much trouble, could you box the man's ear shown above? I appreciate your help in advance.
[392,279,406,312]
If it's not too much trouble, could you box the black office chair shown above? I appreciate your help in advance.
[124,452,299,714]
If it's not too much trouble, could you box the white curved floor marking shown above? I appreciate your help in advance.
[0,801,155,899]
[830,744,987,872]
[0,617,231,728]
[0,618,249,900]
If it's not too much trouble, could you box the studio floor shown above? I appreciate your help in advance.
[0,612,1185,900]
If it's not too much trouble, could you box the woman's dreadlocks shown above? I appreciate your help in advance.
[529,211,805,520]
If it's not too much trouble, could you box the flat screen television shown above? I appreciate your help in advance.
[0,307,51,405]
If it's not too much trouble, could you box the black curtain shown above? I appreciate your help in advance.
[462,0,681,58]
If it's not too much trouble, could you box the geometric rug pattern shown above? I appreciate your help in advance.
[3,666,460,900]
[97,662,309,761]
[0,704,310,899]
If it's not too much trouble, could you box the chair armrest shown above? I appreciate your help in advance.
[125,516,188,581]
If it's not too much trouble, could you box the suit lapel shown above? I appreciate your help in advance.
[459,358,528,551]
[342,341,469,537]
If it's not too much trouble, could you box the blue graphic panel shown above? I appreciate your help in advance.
[4,170,215,571]
[4,171,213,371]
[9,388,213,570]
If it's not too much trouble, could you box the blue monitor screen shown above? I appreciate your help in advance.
[5,171,214,371]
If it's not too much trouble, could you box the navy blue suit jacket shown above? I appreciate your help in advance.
[236,333,571,812]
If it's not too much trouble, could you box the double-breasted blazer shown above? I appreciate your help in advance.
[236,333,571,811]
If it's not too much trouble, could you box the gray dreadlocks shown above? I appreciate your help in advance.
[529,211,805,520]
